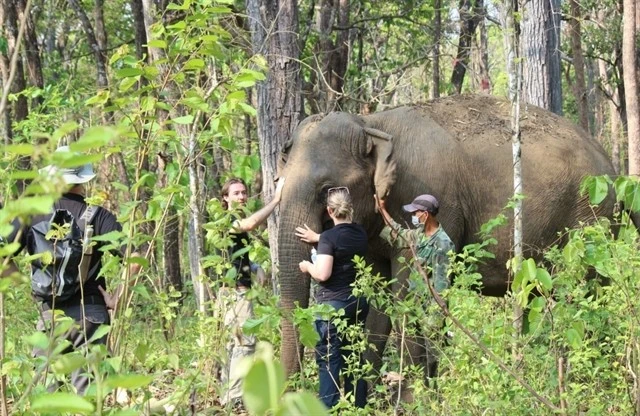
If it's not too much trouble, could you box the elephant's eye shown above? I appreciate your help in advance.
[317,185,333,205]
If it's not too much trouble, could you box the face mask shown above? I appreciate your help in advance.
[411,215,422,228]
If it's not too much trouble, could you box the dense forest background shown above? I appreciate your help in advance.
[1,0,640,414]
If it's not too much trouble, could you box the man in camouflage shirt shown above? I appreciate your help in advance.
[375,193,455,295]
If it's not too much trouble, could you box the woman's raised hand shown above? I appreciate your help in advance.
[295,224,320,243]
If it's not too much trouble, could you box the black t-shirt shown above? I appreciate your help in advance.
[229,230,252,288]
[316,223,368,302]
[7,193,122,304]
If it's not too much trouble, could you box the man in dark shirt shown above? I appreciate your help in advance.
[3,146,135,394]
[217,177,285,408]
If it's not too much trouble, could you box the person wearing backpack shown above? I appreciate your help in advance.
[3,146,137,394]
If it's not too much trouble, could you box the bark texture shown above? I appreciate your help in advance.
[247,0,302,376]
[521,0,562,114]
[623,0,640,174]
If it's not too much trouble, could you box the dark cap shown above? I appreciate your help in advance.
[403,194,439,215]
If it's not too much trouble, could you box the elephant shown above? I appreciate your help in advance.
[275,94,616,382]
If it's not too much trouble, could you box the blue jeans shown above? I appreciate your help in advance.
[315,296,369,408]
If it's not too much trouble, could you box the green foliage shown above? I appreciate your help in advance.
[243,342,328,416]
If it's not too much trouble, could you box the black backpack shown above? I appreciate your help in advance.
[29,204,98,302]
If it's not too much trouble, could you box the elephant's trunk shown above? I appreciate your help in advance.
[277,193,321,376]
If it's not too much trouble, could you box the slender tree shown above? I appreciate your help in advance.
[431,0,442,98]
[623,0,640,174]
[450,0,484,94]
[502,0,523,339]
[569,0,589,132]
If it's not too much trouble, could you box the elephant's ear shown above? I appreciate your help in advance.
[364,127,397,199]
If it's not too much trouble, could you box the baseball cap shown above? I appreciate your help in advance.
[40,146,96,185]
[402,194,439,215]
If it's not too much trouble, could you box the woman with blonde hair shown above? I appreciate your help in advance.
[296,186,369,409]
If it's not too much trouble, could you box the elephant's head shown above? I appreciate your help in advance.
[276,112,397,375]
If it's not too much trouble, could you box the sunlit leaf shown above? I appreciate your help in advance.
[147,39,167,48]
[88,324,111,343]
[535,268,552,291]
[72,126,119,151]
[184,58,205,70]
[116,68,143,78]
[4,144,35,155]
[105,373,153,389]
[172,115,194,125]
[280,391,329,416]
[52,353,86,375]
[31,393,95,413]
[243,358,285,415]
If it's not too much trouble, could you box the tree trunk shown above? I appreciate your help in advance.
[450,0,484,95]
[431,0,441,99]
[502,0,523,342]
[568,0,589,133]
[247,0,302,376]
[94,0,108,65]
[472,4,491,94]
[130,0,148,61]
[624,0,640,174]
[15,0,43,106]
[67,0,108,90]
[0,0,29,149]
[157,152,182,292]
[598,57,622,174]
[314,0,349,112]
[522,0,562,114]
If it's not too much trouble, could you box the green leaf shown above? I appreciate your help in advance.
[588,176,610,205]
[72,126,119,151]
[280,391,329,416]
[243,358,285,415]
[52,353,86,375]
[522,258,537,281]
[298,320,319,348]
[116,67,143,78]
[88,324,111,343]
[244,316,268,334]
[6,196,55,216]
[184,58,205,70]
[4,144,35,155]
[565,328,582,349]
[31,393,95,413]
[529,296,546,312]
[105,373,153,389]
[25,331,49,350]
[234,69,266,88]
[167,20,187,30]
[172,115,194,125]
[166,0,191,10]
[147,39,167,48]
[85,90,110,106]
[535,268,553,291]
[238,102,257,116]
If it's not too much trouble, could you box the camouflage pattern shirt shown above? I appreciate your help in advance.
[380,219,455,293]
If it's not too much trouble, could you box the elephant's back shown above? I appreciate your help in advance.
[416,94,615,189]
